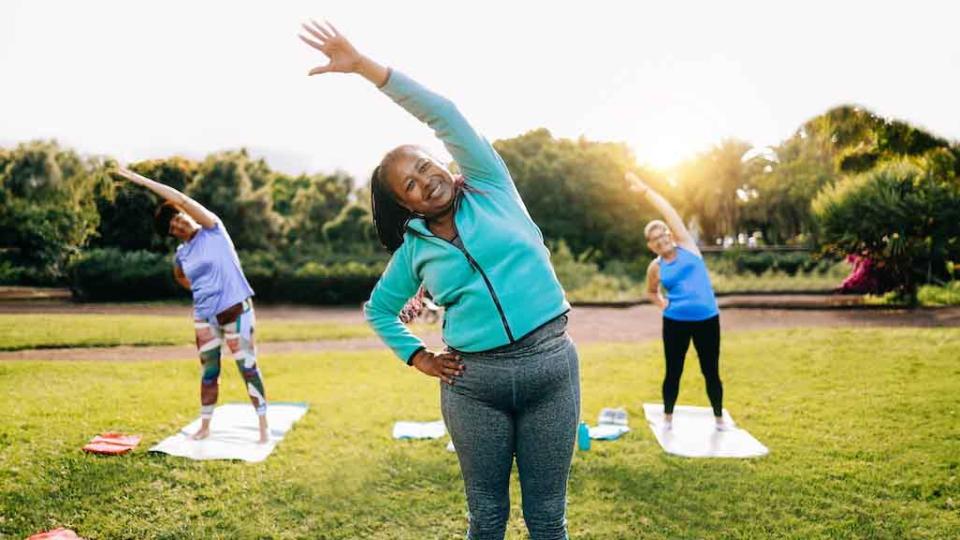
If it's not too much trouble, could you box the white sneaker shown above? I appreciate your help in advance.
[715,420,736,432]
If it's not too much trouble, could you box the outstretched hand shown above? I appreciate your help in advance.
[625,171,651,194]
[298,20,363,76]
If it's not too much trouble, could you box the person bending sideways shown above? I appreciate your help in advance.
[114,167,269,443]
[298,20,580,540]
[627,171,731,432]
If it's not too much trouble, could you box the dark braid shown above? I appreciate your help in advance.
[370,163,413,253]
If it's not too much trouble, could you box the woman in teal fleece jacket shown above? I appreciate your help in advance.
[300,21,581,540]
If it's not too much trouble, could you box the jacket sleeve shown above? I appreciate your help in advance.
[363,244,426,363]
[379,69,512,191]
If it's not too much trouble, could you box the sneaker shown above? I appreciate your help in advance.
[715,420,736,432]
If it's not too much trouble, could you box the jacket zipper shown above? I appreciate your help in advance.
[447,239,515,343]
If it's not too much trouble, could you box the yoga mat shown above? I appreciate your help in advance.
[643,403,769,458]
[150,402,308,463]
[392,420,446,440]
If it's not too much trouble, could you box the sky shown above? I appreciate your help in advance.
[1,0,958,183]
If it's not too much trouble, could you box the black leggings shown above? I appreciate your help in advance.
[662,315,723,417]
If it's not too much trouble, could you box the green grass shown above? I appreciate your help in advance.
[2,328,959,538]
[0,314,376,351]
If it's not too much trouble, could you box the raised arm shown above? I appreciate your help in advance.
[298,20,508,187]
[114,167,217,229]
[626,172,698,255]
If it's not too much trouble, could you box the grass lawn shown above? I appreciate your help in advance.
[1,328,959,538]
[0,314,377,351]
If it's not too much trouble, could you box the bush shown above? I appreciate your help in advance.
[70,248,386,304]
[251,261,384,304]
[70,249,183,301]
[549,240,602,292]
[813,151,960,297]
[918,281,960,306]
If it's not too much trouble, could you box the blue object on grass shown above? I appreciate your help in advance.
[577,421,591,451]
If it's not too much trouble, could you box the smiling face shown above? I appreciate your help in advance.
[382,146,456,218]
[169,212,200,242]
[645,222,677,258]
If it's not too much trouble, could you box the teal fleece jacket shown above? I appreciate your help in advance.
[363,70,570,363]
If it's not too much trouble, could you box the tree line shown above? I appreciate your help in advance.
[1,104,957,300]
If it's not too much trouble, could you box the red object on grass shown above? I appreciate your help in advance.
[81,432,142,455]
[27,528,85,540]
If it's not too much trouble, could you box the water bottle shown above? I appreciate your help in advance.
[577,421,591,451]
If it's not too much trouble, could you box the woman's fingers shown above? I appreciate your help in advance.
[325,20,341,36]
[298,33,326,53]
[301,23,329,45]
[441,357,465,377]
[310,19,335,40]
[308,63,334,76]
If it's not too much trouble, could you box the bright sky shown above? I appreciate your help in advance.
[2,0,957,183]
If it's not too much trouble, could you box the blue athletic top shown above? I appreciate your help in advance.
[658,246,719,322]
[175,221,254,322]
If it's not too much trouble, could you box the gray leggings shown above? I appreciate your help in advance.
[441,315,580,540]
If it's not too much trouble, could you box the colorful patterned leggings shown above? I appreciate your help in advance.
[194,303,267,419]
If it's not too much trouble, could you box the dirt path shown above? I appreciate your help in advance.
[2,299,957,362]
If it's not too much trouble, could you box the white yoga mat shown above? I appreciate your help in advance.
[643,403,769,458]
[150,402,308,463]
[392,420,446,440]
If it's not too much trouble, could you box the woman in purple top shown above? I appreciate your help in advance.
[115,167,269,443]
[626,172,730,432]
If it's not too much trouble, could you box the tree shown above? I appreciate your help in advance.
[94,156,198,251]
[187,150,283,251]
[322,203,377,251]
[813,149,960,299]
[494,129,664,262]
[0,140,106,282]
[673,139,753,243]
[276,170,354,247]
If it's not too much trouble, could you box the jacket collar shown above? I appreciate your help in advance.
[403,189,466,239]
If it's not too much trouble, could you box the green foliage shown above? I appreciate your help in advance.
[2,101,957,299]
[70,249,385,304]
[674,139,754,242]
[917,281,960,306]
[69,248,184,301]
[275,170,355,248]
[94,157,199,252]
[813,150,960,296]
[495,129,661,262]
[0,140,108,282]
[322,203,378,250]
[187,150,284,251]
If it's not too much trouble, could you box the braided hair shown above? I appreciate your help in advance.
[370,163,413,253]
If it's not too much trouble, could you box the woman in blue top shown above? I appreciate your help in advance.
[114,167,269,444]
[626,172,730,432]
[299,21,579,540]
